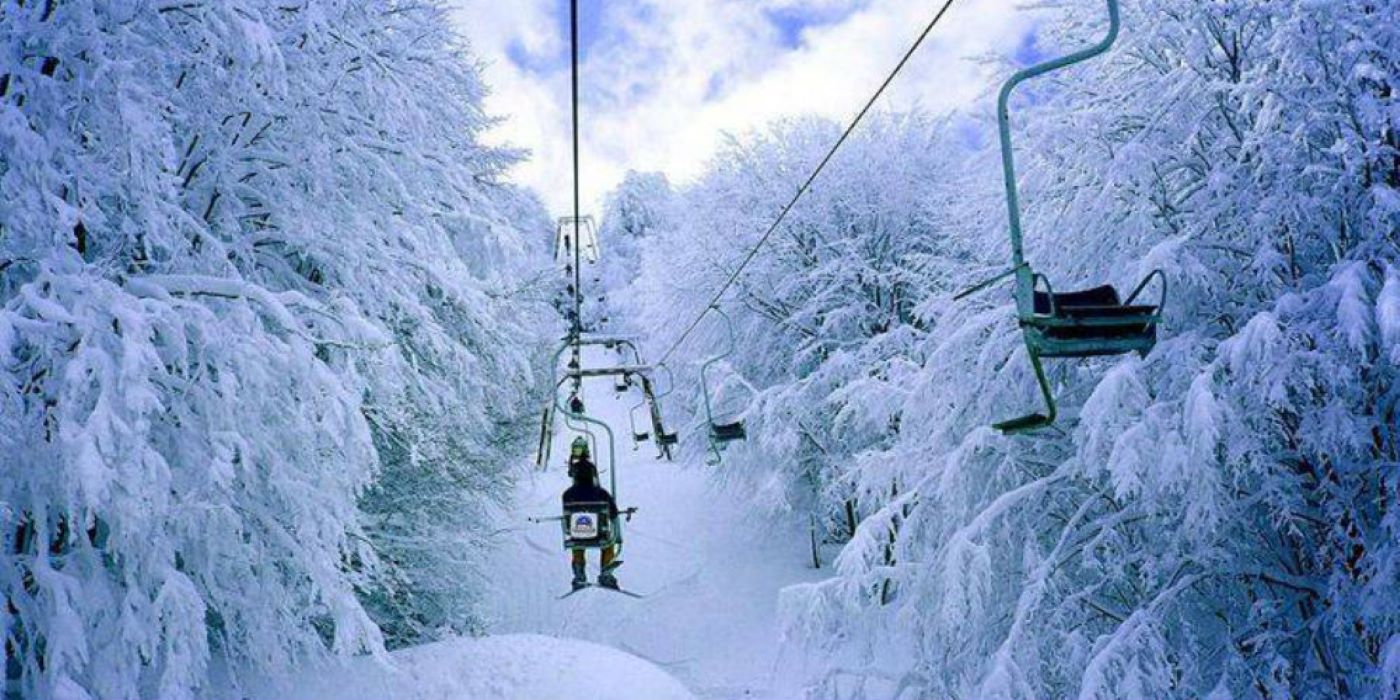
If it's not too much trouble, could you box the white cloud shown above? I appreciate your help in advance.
[450,0,1032,214]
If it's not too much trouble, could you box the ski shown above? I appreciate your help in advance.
[557,583,645,599]
[557,585,590,599]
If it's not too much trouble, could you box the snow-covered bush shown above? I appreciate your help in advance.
[1,1,549,698]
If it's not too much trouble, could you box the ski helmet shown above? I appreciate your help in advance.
[570,436,590,459]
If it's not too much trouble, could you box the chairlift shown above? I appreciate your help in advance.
[538,337,679,465]
[960,0,1166,434]
[647,364,680,454]
[628,396,651,447]
[700,307,750,465]
[545,392,636,555]
[555,216,599,264]
[612,344,634,393]
[626,364,678,458]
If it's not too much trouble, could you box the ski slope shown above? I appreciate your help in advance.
[481,358,826,699]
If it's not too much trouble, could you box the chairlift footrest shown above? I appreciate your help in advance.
[994,413,1053,434]
[711,422,746,442]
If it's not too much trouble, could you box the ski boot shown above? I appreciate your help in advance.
[598,559,621,590]
[571,561,588,591]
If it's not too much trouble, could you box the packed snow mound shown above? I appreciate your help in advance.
[256,634,695,700]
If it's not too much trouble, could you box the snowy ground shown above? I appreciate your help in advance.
[261,351,821,700]
[250,633,693,700]
[479,359,826,699]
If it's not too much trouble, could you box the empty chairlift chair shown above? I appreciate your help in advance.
[627,367,679,459]
[1025,274,1164,359]
[651,365,680,451]
[973,0,1167,434]
[700,307,749,464]
[997,271,1166,433]
[628,397,651,447]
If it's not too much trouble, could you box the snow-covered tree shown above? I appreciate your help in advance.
[0,2,550,698]
[624,0,1400,696]
[574,171,672,339]
[630,112,970,533]
[598,171,672,295]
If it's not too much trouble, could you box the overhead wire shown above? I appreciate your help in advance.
[569,0,584,391]
[655,0,960,366]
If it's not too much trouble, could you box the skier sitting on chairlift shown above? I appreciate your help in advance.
[564,437,620,591]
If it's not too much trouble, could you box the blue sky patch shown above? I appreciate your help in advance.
[507,0,609,73]
[764,4,864,50]
[1013,29,1047,67]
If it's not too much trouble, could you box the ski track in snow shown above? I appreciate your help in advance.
[480,354,826,699]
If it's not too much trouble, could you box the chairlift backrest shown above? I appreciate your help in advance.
[562,501,615,548]
[1034,285,1119,313]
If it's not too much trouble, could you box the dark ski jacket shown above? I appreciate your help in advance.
[563,460,618,517]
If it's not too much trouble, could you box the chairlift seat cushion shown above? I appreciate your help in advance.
[711,422,747,442]
[657,432,679,446]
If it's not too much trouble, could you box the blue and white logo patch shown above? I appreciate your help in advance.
[570,513,599,538]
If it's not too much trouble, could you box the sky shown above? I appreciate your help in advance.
[448,0,1036,214]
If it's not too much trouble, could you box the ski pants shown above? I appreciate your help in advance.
[571,545,617,569]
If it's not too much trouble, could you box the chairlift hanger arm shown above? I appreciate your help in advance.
[998,0,1120,273]
[651,363,676,399]
[553,391,619,499]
